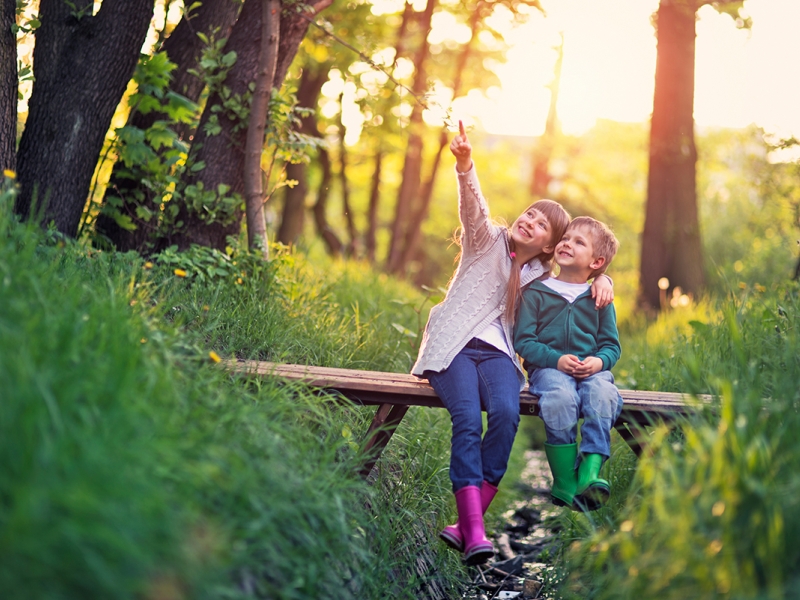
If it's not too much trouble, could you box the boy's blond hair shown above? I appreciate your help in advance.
[567,216,619,279]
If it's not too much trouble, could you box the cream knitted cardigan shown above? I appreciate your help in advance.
[411,165,549,390]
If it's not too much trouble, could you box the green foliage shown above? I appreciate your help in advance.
[177,180,243,226]
[88,51,201,241]
[559,284,800,599]
[0,185,472,597]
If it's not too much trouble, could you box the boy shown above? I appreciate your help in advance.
[513,216,623,511]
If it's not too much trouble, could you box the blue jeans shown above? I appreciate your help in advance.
[529,368,623,461]
[424,339,521,492]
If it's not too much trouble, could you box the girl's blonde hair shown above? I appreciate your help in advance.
[504,199,571,324]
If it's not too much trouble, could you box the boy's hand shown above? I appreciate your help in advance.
[557,354,583,375]
[590,274,614,309]
[572,357,603,379]
[450,120,473,172]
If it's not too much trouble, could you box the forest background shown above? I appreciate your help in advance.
[3,0,800,598]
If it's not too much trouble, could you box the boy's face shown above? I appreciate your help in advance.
[510,208,555,257]
[554,225,604,273]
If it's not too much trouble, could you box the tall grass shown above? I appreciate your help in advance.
[558,283,800,599]
[0,180,476,598]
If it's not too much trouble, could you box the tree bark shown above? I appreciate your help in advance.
[639,0,705,309]
[313,146,342,257]
[337,92,358,257]
[385,0,436,275]
[276,65,328,246]
[365,148,382,264]
[14,0,155,236]
[166,0,333,251]
[530,33,563,198]
[397,4,480,274]
[95,0,241,252]
[243,0,280,258]
[0,0,16,174]
[277,161,307,245]
[363,1,414,264]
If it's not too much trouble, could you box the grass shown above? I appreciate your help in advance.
[0,182,481,598]
[544,282,800,600]
[9,156,800,599]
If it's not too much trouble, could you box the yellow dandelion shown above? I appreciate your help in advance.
[707,540,723,555]
[202,305,210,312]
[236,277,243,285]
[738,282,747,289]
[755,283,766,293]
[174,268,187,277]
[129,299,138,306]
[712,501,725,517]
[140,338,147,344]
[2,169,15,178]
[620,520,634,532]
[144,261,153,269]
[209,351,221,363]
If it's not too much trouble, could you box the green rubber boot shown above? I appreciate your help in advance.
[543,443,578,507]
[574,453,610,512]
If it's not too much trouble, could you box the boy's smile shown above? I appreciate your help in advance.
[554,225,604,281]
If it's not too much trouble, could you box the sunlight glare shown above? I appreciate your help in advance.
[429,12,472,45]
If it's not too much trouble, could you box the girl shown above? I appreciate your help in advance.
[412,122,613,565]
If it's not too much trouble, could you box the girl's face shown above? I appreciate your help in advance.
[510,207,556,257]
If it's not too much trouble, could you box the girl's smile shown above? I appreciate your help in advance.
[511,208,555,259]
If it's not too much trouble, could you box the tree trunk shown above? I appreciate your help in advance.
[337,92,358,257]
[530,33,563,198]
[313,146,342,257]
[397,4,479,274]
[14,0,155,236]
[95,0,241,252]
[244,0,280,258]
[276,65,328,246]
[277,161,307,245]
[639,0,705,310]
[0,0,16,174]
[362,1,413,264]
[365,148,382,264]
[385,0,436,275]
[166,0,333,251]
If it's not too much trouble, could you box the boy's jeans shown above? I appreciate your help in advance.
[424,339,521,491]
[529,368,623,460]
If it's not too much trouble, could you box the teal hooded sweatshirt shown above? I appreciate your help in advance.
[513,279,621,376]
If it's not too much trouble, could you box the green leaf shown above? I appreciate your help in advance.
[113,213,137,231]
[145,124,177,151]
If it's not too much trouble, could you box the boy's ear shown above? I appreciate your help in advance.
[590,256,606,271]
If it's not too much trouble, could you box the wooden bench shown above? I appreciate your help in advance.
[225,360,714,477]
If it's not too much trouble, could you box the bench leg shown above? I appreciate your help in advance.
[359,403,409,478]
[614,421,647,457]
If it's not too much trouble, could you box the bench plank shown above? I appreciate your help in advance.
[225,360,714,467]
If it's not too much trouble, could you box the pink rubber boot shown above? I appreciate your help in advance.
[454,485,495,565]
[440,481,498,552]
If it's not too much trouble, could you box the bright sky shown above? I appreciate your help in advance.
[444,0,800,141]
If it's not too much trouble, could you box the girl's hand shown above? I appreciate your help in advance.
[450,120,473,172]
[590,274,614,309]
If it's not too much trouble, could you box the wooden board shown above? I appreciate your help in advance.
[224,359,713,421]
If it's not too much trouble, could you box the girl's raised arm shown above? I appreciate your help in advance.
[450,120,473,173]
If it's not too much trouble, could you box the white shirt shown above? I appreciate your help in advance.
[541,277,590,303]
[475,263,535,358]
